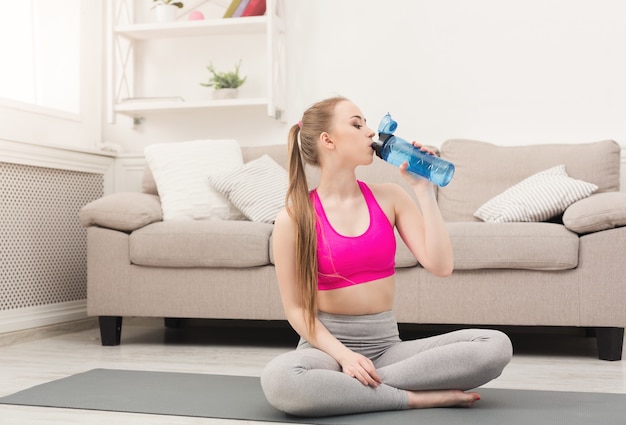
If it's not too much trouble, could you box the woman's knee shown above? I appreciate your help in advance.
[260,354,294,409]
[261,349,342,415]
[491,330,513,360]
[261,355,320,416]
[482,329,513,375]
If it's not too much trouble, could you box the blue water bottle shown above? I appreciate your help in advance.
[371,113,455,187]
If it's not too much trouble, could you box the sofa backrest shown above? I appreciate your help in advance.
[142,143,422,202]
[142,164,158,196]
[242,144,288,168]
[142,140,621,223]
[141,144,290,196]
[438,139,621,222]
[247,144,420,201]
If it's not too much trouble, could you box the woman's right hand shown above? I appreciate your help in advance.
[339,350,383,387]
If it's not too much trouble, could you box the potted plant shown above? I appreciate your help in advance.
[201,61,247,99]
[152,0,184,23]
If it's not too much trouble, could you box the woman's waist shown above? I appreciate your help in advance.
[317,275,395,316]
[314,309,400,346]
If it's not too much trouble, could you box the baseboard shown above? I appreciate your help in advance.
[0,300,88,334]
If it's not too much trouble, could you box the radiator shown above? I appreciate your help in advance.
[1,161,103,328]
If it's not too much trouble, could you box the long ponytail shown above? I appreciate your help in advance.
[286,124,318,337]
[285,96,347,339]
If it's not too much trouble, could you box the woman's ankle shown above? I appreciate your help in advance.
[407,389,480,409]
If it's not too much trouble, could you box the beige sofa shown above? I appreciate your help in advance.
[79,139,626,360]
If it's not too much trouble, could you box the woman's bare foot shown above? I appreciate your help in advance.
[407,389,481,409]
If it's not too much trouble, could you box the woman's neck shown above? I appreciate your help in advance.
[316,169,360,202]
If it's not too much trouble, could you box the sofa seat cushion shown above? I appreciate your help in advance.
[130,220,273,268]
[448,222,579,270]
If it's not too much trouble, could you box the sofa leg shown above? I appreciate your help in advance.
[99,316,123,346]
[595,327,624,361]
[164,318,185,328]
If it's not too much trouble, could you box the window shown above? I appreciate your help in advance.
[0,0,80,116]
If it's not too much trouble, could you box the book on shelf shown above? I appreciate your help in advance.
[241,0,266,17]
[223,0,242,18]
[233,0,251,17]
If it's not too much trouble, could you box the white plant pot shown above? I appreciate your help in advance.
[212,88,239,100]
[155,5,178,23]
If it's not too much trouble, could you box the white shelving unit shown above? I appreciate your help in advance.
[107,0,286,123]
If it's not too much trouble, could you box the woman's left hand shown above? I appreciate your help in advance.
[399,141,437,191]
[410,141,437,156]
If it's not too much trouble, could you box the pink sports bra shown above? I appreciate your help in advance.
[311,181,396,291]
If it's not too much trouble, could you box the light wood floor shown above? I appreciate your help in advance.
[1,318,625,424]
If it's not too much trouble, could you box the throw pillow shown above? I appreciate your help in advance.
[474,165,598,223]
[79,193,162,232]
[563,192,626,234]
[208,154,288,224]
[144,139,246,221]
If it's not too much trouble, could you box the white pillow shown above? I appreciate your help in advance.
[474,165,598,223]
[208,154,288,224]
[144,139,246,221]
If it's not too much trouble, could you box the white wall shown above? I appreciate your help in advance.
[104,0,626,153]
[288,0,626,148]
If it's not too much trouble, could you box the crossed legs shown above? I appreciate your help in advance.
[261,314,512,417]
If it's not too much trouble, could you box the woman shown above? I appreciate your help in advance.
[261,96,512,417]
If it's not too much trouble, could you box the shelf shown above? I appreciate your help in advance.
[115,16,267,40]
[114,97,270,115]
[107,0,286,123]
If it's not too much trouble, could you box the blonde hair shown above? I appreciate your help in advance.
[286,96,347,337]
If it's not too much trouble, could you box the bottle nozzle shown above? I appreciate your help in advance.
[372,133,393,159]
[371,140,383,157]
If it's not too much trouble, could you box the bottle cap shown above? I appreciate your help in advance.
[378,113,397,135]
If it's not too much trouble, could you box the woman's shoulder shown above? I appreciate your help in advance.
[273,207,298,245]
[274,207,293,227]
[361,181,409,222]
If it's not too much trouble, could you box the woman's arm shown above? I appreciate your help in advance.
[272,208,382,387]
[390,146,454,277]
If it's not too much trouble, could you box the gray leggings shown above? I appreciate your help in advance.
[261,311,512,417]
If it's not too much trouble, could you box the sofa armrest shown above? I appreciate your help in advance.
[79,192,163,232]
[563,192,626,234]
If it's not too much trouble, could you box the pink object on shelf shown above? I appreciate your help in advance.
[189,10,205,20]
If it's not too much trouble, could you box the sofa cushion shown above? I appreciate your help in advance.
[142,144,290,197]
[144,139,245,221]
[438,139,621,222]
[448,222,579,270]
[130,221,273,268]
[79,192,162,232]
[474,165,597,223]
[563,192,626,234]
[208,154,288,224]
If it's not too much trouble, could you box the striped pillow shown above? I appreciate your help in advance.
[208,154,287,224]
[474,165,598,223]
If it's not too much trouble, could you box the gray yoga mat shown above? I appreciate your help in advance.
[1,369,625,424]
